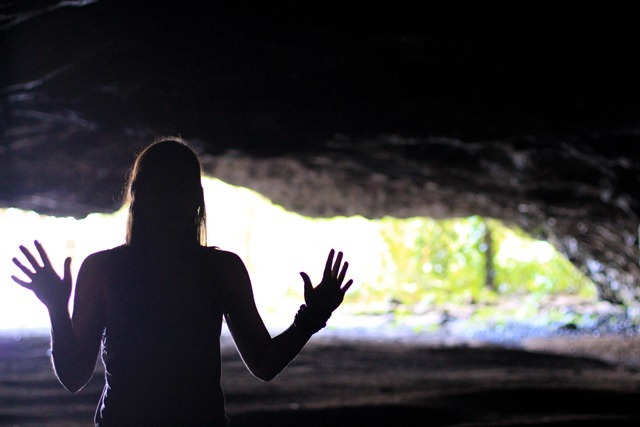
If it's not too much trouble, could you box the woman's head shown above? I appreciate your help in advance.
[125,137,207,247]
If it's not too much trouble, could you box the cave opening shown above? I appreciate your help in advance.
[1,176,620,340]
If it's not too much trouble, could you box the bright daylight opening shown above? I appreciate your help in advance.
[0,178,599,335]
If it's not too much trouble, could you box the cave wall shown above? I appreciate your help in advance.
[1,1,640,305]
[207,134,640,306]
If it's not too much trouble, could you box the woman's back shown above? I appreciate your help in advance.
[96,245,228,426]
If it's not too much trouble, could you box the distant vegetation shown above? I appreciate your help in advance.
[348,215,598,327]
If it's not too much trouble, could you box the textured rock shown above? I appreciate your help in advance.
[1,1,640,304]
[207,134,640,306]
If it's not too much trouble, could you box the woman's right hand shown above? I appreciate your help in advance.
[300,249,353,316]
[11,240,72,314]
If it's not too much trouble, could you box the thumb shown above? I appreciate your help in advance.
[300,272,313,295]
[63,257,72,285]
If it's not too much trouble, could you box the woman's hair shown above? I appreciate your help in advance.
[124,136,207,246]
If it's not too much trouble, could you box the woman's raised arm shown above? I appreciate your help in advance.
[11,241,105,392]
[220,249,353,381]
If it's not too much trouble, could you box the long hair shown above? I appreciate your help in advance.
[124,137,207,247]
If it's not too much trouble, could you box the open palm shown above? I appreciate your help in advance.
[300,249,353,315]
[11,241,72,313]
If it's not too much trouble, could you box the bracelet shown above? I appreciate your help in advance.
[293,304,331,335]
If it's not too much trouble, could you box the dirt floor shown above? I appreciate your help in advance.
[2,328,640,427]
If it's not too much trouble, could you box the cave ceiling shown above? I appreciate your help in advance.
[1,1,639,304]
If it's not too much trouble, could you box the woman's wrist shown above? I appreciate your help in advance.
[47,302,70,320]
[293,304,331,336]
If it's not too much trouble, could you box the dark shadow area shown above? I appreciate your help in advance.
[3,332,640,426]
[3,332,640,425]
[230,402,640,427]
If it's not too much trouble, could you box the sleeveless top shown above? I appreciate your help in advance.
[94,246,229,426]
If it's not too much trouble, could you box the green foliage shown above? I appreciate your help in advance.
[352,215,598,323]
[489,222,596,298]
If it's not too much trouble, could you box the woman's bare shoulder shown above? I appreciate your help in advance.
[80,245,128,272]
[201,246,242,262]
[200,246,248,281]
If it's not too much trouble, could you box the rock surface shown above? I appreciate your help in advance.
[2,1,640,304]
[2,331,640,426]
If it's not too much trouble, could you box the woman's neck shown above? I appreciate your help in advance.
[132,227,197,255]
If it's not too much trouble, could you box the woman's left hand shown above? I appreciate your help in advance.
[300,249,353,315]
[11,241,72,314]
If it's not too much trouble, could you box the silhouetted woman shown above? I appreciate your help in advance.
[11,137,353,426]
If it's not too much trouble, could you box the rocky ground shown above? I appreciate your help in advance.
[1,324,640,427]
